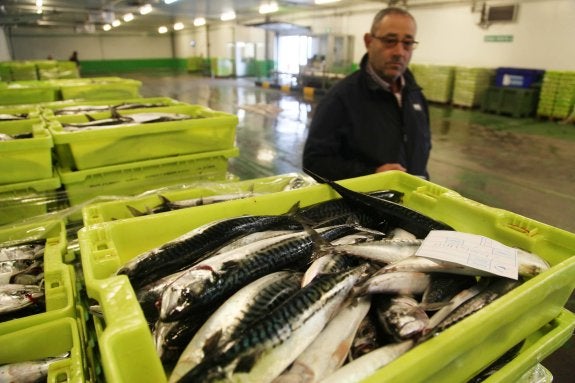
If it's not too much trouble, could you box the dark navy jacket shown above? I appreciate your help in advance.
[303,54,431,180]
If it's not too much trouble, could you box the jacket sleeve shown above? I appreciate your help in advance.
[302,90,374,181]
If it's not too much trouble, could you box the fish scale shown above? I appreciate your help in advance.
[164,225,357,322]
[178,265,367,383]
[117,215,303,289]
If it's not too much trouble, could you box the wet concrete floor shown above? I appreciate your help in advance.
[125,71,573,381]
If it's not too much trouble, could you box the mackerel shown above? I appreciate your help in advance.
[375,295,429,341]
[357,271,431,295]
[421,273,477,309]
[301,252,359,287]
[160,225,357,322]
[333,238,423,264]
[169,272,302,382]
[317,340,413,383]
[116,215,303,289]
[0,354,69,382]
[177,265,368,383]
[303,169,453,238]
[0,284,44,314]
[0,242,45,261]
[273,296,371,383]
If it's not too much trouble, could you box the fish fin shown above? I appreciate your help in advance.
[158,195,173,210]
[233,350,262,373]
[202,330,223,358]
[126,205,147,217]
[110,107,122,119]
[419,301,450,311]
[85,114,96,122]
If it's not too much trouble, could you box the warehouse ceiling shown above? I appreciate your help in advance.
[0,0,393,35]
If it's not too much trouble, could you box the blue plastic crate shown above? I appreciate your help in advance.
[495,67,545,88]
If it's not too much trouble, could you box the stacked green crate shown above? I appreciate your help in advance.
[0,62,12,81]
[36,60,61,80]
[452,67,495,108]
[10,61,38,81]
[410,64,454,103]
[537,71,561,117]
[552,71,575,119]
[57,61,81,79]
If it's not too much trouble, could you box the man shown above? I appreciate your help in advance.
[302,7,430,180]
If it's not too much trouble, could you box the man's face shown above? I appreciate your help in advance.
[364,14,417,83]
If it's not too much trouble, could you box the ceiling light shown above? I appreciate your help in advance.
[36,0,43,14]
[103,24,112,31]
[220,11,236,21]
[139,4,153,15]
[112,19,121,27]
[259,2,279,14]
[158,26,169,34]
[193,17,206,27]
[315,0,341,4]
[173,22,184,31]
[164,0,179,4]
[123,13,134,22]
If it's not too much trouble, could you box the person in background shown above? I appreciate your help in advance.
[69,51,80,67]
[302,7,431,181]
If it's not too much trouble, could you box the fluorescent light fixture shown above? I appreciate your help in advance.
[315,0,341,4]
[36,0,43,14]
[112,19,121,27]
[158,26,169,34]
[173,22,184,31]
[139,4,153,15]
[164,0,178,4]
[220,11,236,21]
[103,24,112,31]
[259,2,279,14]
[193,17,206,26]
[123,13,134,22]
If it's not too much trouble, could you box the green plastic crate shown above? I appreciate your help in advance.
[81,173,315,226]
[58,147,239,208]
[0,119,54,184]
[482,309,575,383]
[0,175,61,225]
[0,219,76,336]
[48,104,238,170]
[0,82,60,105]
[10,62,38,81]
[0,317,86,382]
[77,171,575,383]
[50,77,142,100]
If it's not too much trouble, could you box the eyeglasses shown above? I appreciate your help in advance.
[371,35,419,50]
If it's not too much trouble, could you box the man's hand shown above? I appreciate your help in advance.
[375,163,407,173]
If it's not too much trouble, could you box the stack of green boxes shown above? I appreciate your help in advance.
[0,60,81,81]
[411,64,455,104]
[452,67,495,108]
[537,71,575,120]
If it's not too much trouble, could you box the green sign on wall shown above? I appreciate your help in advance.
[484,35,514,42]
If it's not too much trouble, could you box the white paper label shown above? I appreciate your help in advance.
[415,230,518,279]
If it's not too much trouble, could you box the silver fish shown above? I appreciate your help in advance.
[375,295,429,341]
[317,340,413,383]
[0,113,28,120]
[0,243,44,262]
[357,271,431,295]
[0,354,69,382]
[0,284,44,314]
[421,273,477,310]
[177,264,368,383]
[273,296,371,383]
[333,238,423,265]
[432,278,521,334]
[169,271,303,382]
[61,112,191,131]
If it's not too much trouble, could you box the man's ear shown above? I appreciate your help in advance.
[363,33,372,48]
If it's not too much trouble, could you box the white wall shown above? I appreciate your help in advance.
[2,0,574,71]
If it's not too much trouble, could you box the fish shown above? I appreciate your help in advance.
[160,225,358,322]
[0,242,45,261]
[431,278,521,334]
[116,214,304,290]
[0,353,69,382]
[303,168,453,238]
[158,192,260,211]
[356,271,431,295]
[169,271,303,382]
[136,270,187,326]
[421,273,477,310]
[0,113,28,120]
[301,252,360,287]
[176,265,368,383]
[349,315,381,360]
[317,340,413,383]
[273,296,371,383]
[0,284,44,315]
[0,132,33,141]
[332,238,423,265]
[380,250,549,278]
[54,102,170,115]
[375,295,430,341]
[61,112,191,131]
